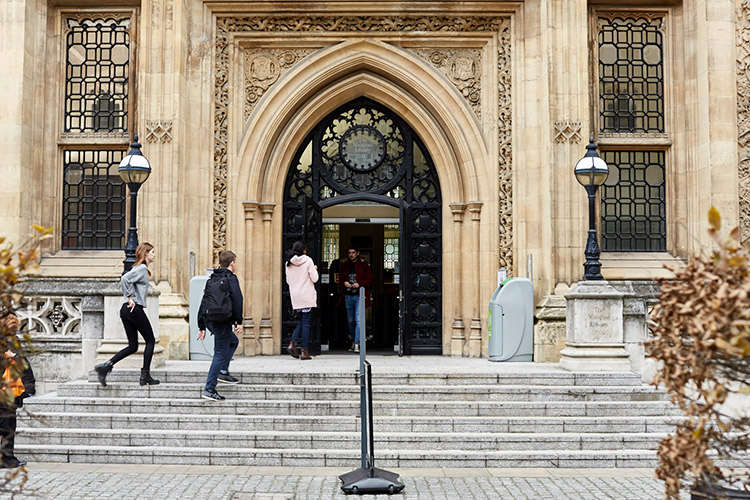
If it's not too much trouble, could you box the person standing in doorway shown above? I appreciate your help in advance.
[285,241,319,361]
[95,242,160,387]
[339,246,372,353]
[197,250,243,401]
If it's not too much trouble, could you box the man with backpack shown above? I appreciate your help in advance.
[197,250,243,401]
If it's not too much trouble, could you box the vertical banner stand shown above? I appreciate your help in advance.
[339,288,405,495]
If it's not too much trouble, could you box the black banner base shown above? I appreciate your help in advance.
[339,467,405,495]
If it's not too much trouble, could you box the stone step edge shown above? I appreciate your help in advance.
[19,411,682,423]
[18,428,672,440]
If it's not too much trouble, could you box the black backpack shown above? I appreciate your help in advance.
[202,274,233,322]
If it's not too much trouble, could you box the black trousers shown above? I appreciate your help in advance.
[0,408,16,462]
[110,303,155,370]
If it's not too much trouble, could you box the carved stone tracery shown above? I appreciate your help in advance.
[554,121,582,144]
[412,49,483,118]
[244,49,318,120]
[214,15,513,269]
[737,0,750,243]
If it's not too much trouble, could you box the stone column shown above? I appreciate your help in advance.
[467,201,483,357]
[448,202,467,356]
[559,280,631,372]
[258,202,276,355]
[242,201,259,355]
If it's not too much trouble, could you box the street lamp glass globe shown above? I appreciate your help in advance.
[118,152,151,185]
[574,155,609,187]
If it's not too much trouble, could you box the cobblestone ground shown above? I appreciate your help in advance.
[0,466,691,499]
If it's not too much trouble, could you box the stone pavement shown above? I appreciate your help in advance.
[0,463,688,499]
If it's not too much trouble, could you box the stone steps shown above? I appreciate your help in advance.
[59,381,667,402]
[23,396,680,417]
[17,427,668,451]
[19,412,682,434]
[16,366,677,467]
[17,444,659,468]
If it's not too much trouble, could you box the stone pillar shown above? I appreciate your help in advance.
[467,201,483,357]
[155,282,189,360]
[242,201,259,355]
[559,280,630,372]
[448,202,467,357]
[95,283,166,368]
[258,202,276,355]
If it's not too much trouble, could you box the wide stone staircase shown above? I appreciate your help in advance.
[15,361,680,468]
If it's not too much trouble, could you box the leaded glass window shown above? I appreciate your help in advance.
[598,16,664,133]
[601,151,666,251]
[61,14,132,251]
[64,17,130,133]
[62,150,127,250]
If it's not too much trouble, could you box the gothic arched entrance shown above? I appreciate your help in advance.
[282,97,442,355]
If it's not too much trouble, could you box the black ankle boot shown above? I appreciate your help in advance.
[94,360,113,387]
[140,369,160,386]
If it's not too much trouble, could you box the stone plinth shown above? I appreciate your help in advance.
[559,280,631,372]
[95,283,165,369]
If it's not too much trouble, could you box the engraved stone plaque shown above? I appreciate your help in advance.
[339,125,386,172]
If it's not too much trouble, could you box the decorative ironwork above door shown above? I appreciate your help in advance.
[283,97,442,355]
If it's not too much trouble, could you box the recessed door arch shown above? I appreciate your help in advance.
[282,97,442,355]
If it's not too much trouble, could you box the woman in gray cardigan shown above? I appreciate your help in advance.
[94,242,160,387]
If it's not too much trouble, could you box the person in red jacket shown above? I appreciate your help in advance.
[338,246,372,352]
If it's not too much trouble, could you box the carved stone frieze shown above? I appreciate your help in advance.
[554,121,582,143]
[244,49,317,120]
[497,20,513,271]
[737,0,750,243]
[145,120,173,143]
[412,49,482,118]
[215,15,513,264]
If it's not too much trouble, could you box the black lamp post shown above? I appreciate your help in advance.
[118,134,151,274]
[574,136,609,280]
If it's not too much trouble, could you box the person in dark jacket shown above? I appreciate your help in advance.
[338,246,372,353]
[198,250,244,401]
[0,313,35,468]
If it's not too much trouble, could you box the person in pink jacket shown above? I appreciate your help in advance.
[285,241,319,360]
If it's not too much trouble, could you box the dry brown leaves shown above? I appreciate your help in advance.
[647,208,750,499]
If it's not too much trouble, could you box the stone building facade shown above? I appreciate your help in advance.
[1,1,748,383]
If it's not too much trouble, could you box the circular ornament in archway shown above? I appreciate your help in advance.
[339,125,386,173]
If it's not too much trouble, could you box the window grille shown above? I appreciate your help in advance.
[62,149,127,250]
[601,150,666,251]
[64,17,130,133]
[598,16,664,133]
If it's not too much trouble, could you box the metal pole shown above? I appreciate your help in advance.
[359,285,367,470]
[583,184,604,280]
[122,185,140,274]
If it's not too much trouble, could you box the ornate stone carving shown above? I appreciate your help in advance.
[145,120,173,143]
[554,121,582,143]
[215,15,512,261]
[498,20,513,271]
[412,49,482,118]
[738,0,750,243]
[18,297,82,337]
[244,49,317,120]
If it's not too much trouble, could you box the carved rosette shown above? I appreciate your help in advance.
[497,20,513,271]
[412,49,482,118]
[738,0,750,244]
[215,15,512,264]
[244,49,317,120]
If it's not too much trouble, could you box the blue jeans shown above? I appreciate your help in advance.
[292,310,311,349]
[344,294,361,343]
[205,321,238,392]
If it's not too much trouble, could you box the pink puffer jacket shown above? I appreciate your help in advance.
[285,254,319,310]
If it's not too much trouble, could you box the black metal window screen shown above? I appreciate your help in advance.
[64,17,130,133]
[62,150,127,250]
[601,150,666,251]
[598,16,664,133]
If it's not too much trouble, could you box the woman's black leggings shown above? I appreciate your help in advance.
[110,303,155,370]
